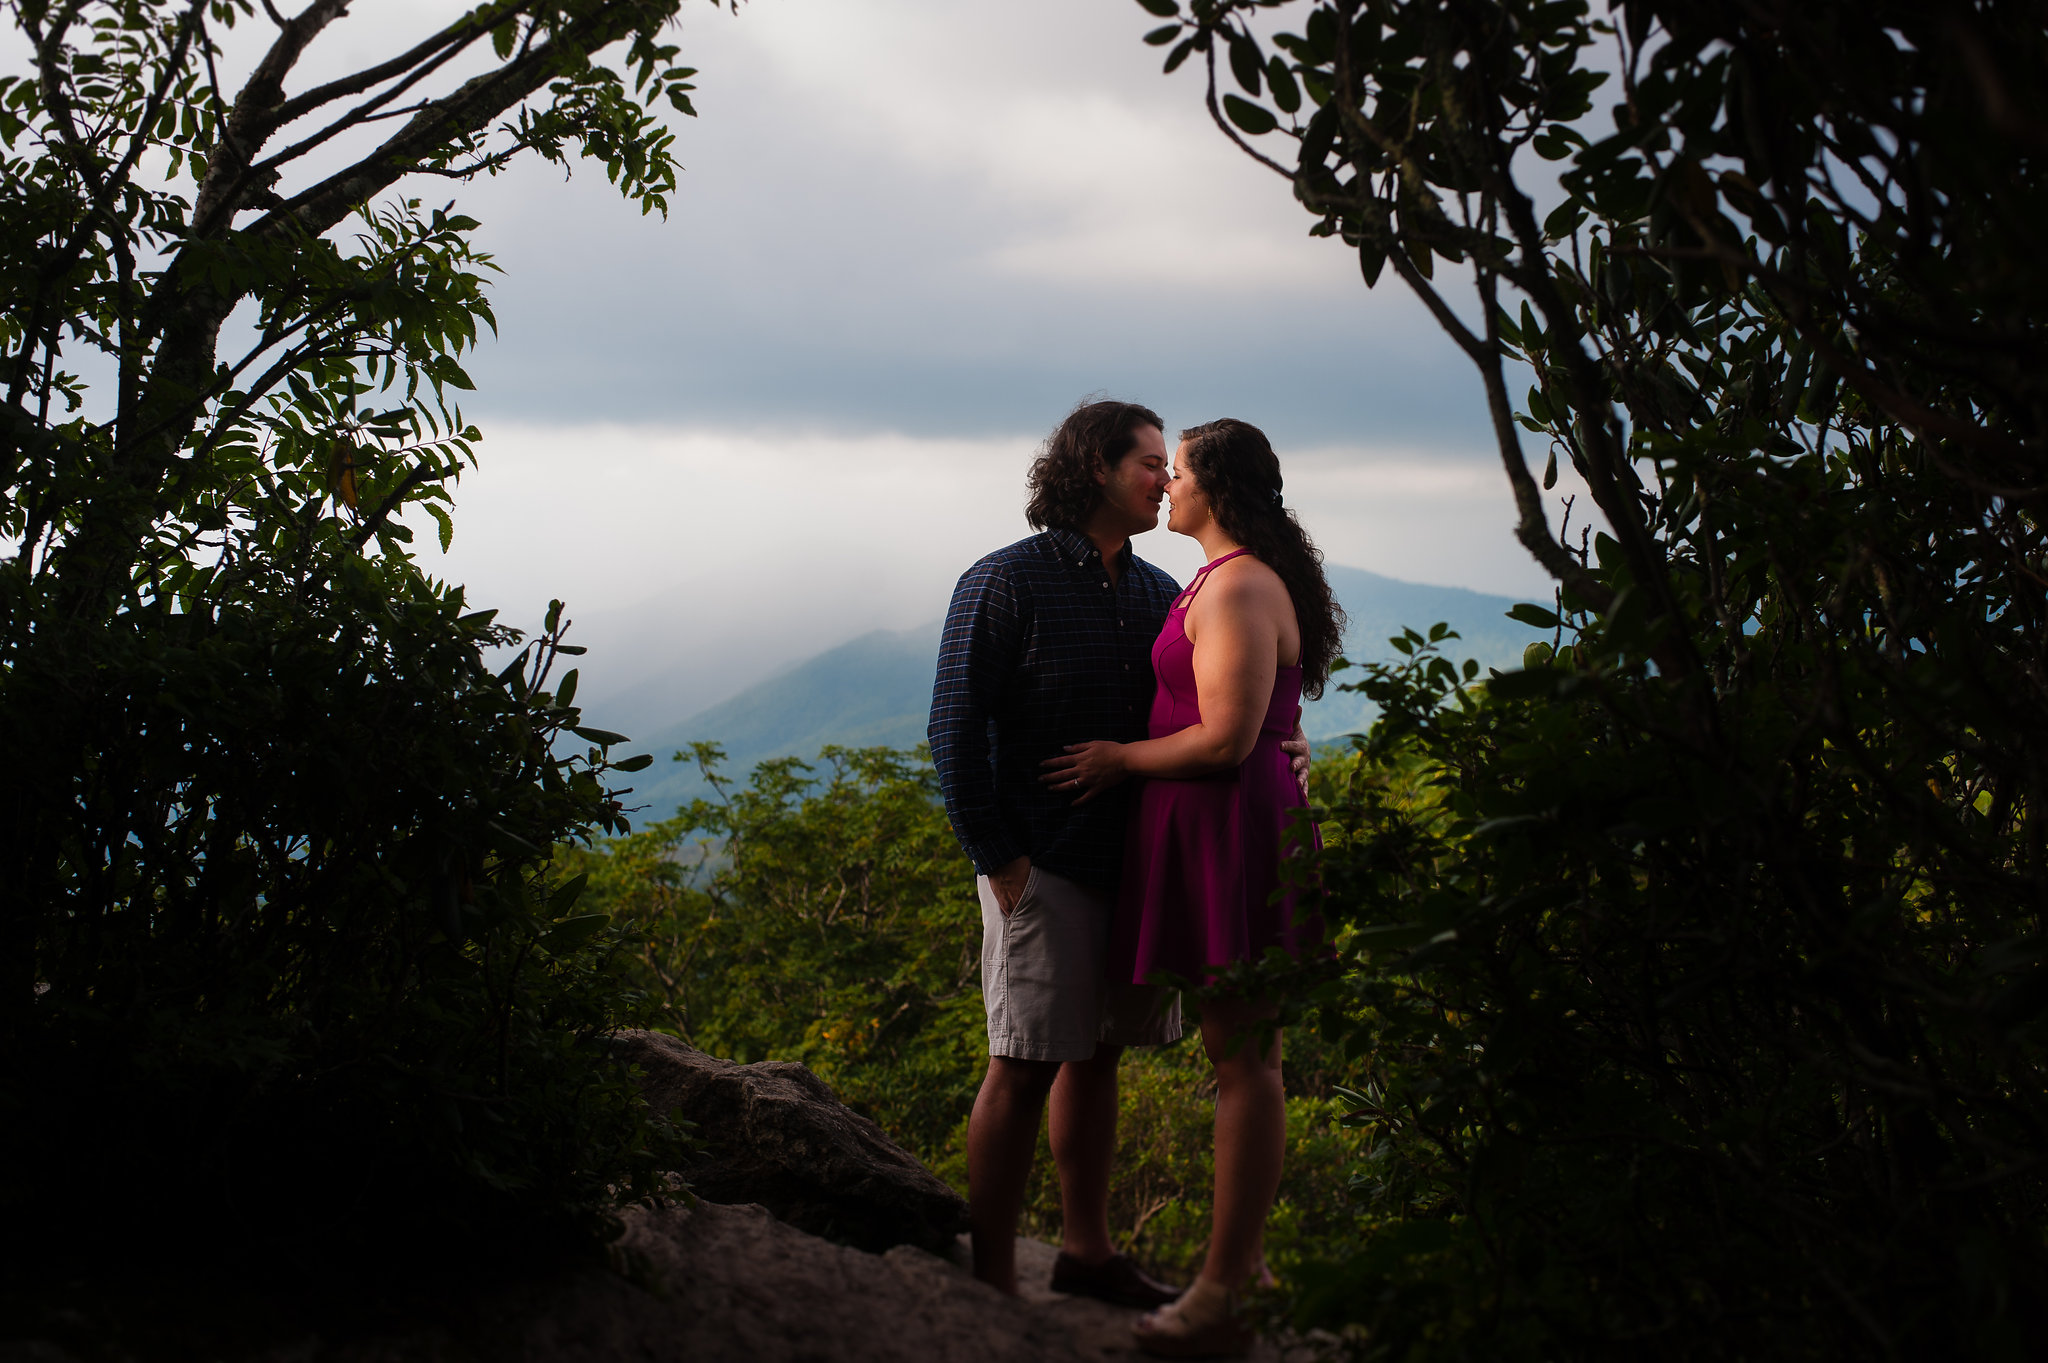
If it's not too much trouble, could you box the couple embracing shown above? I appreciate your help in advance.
[928,399,1342,1357]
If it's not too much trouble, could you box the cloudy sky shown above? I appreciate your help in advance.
[238,0,1583,729]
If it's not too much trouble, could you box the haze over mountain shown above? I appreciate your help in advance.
[615,564,1546,819]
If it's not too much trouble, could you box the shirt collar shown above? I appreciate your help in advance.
[1046,526,1132,573]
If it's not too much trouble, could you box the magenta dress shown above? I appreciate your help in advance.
[1111,549,1322,985]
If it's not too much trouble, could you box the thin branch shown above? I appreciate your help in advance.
[261,2,538,132]
[350,459,441,549]
[1202,33,1292,178]
[242,25,497,192]
[189,0,352,241]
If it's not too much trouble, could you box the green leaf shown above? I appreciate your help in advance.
[540,913,609,954]
[547,873,591,915]
[1359,238,1387,287]
[1267,56,1301,114]
[1350,922,1438,950]
[1508,602,1562,628]
[1223,95,1277,136]
[1543,198,1588,240]
[425,502,454,553]
[614,753,655,772]
[1134,0,1178,14]
[1486,667,1559,700]
[573,727,630,746]
[1144,24,1180,45]
[1228,34,1264,95]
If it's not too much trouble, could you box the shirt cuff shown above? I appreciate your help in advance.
[964,832,1026,878]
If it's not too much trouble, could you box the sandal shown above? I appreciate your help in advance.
[1132,1278,1254,1358]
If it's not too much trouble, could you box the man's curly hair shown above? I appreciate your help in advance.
[1025,398,1164,531]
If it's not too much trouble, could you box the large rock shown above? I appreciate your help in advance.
[3,1206,1316,1363]
[611,1029,969,1254]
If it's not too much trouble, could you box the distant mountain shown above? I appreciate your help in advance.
[623,622,942,817]
[618,565,1545,819]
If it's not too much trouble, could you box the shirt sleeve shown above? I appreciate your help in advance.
[929,558,1027,875]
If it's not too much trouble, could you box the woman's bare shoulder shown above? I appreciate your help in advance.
[1205,553,1290,605]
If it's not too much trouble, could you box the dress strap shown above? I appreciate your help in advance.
[1174,547,1254,610]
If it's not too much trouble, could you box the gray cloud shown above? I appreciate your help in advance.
[449,0,1497,451]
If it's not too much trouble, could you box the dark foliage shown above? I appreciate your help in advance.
[1138,0,2048,1355]
[0,0,713,1284]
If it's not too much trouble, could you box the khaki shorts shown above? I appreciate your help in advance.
[978,865,1182,1062]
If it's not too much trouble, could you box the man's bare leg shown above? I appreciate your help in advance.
[968,1054,1061,1293]
[1049,1044,1122,1264]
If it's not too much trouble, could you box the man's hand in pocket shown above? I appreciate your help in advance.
[990,855,1031,917]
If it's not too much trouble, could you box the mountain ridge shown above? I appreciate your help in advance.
[616,563,1545,818]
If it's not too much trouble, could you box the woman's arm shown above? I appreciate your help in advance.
[1040,565,1288,800]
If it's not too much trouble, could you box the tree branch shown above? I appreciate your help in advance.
[58,0,684,612]
[350,459,441,549]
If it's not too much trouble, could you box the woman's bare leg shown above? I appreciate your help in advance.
[1196,997,1285,1290]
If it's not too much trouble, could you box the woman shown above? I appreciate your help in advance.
[1040,418,1344,1357]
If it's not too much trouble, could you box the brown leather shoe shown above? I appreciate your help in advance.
[1049,1251,1184,1309]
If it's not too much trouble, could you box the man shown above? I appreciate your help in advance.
[928,398,1187,1307]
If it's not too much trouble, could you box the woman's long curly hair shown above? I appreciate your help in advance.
[1179,418,1347,699]
[1026,398,1164,531]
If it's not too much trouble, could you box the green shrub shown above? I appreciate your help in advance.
[990,1036,1375,1284]
[1138,0,2048,1354]
[3,575,690,1276]
[569,745,990,1166]
[0,0,705,1285]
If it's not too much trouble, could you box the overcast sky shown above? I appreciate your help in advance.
[33,0,1590,729]
[389,0,1587,727]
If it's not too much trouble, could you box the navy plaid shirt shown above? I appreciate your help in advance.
[928,528,1179,890]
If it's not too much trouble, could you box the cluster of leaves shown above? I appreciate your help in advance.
[0,0,721,1285]
[570,744,1380,1281]
[1135,0,2048,1356]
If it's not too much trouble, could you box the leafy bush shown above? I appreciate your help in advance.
[995,1038,1375,1285]
[0,0,707,1282]
[1137,0,2048,1354]
[570,744,990,1149]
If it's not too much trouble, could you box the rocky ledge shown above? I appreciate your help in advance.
[253,1201,1307,1363]
[608,1029,970,1255]
[0,1034,1322,1363]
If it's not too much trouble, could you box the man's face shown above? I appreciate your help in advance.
[1096,424,1170,537]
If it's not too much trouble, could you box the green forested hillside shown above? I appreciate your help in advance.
[624,623,943,816]
[620,565,1543,817]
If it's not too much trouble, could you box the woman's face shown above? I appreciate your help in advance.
[1165,444,1211,537]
